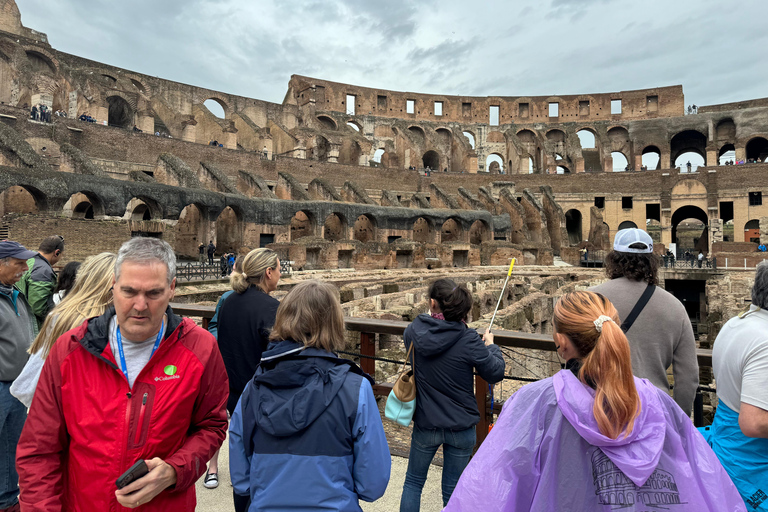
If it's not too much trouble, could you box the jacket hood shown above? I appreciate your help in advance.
[405,314,466,356]
[553,369,666,487]
[246,340,371,438]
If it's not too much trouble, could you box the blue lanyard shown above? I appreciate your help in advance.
[116,319,164,384]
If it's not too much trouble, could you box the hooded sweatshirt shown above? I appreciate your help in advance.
[229,340,391,512]
[404,314,505,430]
[445,370,746,511]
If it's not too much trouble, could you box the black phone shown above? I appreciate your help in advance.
[116,459,149,489]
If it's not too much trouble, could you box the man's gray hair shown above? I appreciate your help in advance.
[114,237,176,285]
[752,261,768,309]
[0,257,10,266]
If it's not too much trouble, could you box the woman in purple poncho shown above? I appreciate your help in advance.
[444,291,746,512]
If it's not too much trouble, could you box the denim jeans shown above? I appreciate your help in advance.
[0,381,26,508]
[399,424,476,511]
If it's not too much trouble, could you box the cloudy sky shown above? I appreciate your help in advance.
[16,0,768,107]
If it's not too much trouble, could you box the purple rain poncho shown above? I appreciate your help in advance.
[444,370,746,512]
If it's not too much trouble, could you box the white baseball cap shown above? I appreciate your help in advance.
[613,228,653,254]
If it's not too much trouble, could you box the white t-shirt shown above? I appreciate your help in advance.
[713,305,768,412]
[108,316,167,388]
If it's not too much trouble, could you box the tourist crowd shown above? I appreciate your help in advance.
[0,228,765,511]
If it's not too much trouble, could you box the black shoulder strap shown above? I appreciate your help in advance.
[621,284,656,333]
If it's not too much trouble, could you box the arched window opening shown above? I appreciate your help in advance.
[216,206,240,253]
[618,220,637,230]
[746,137,768,162]
[412,217,432,243]
[107,96,133,128]
[441,218,462,243]
[675,152,705,172]
[25,51,55,74]
[373,148,385,164]
[612,152,629,172]
[565,209,582,244]
[745,219,760,243]
[316,116,337,130]
[486,154,504,174]
[347,121,361,132]
[671,130,707,169]
[462,131,475,149]
[131,203,152,221]
[577,130,596,149]
[323,213,346,241]
[354,215,376,243]
[556,166,569,174]
[203,99,226,119]
[0,186,39,215]
[175,204,205,257]
[528,157,534,173]
[469,220,488,245]
[671,205,708,256]
[290,211,314,241]
[719,144,736,165]
[422,150,439,170]
[642,146,661,170]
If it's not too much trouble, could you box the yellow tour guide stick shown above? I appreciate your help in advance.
[488,258,515,330]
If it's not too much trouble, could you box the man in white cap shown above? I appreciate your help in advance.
[591,228,699,416]
[0,240,37,512]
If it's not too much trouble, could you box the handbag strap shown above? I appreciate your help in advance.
[620,284,655,333]
[400,341,415,377]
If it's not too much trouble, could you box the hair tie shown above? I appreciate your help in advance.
[593,315,614,333]
[452,286,457,291]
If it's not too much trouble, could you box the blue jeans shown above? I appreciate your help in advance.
[0,381,26,508]
[400,424,476,511]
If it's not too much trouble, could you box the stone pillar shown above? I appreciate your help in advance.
[136,110,154,133]
[709,218,723,249]
[575,157,585,173]
[760,217,768,245]
[735,146,746,163]
[634,154,642,171]
[223,130,237,150]
[182,123,196,143]
[706,149,717,167]
[327,144,340,164]
[660,150,672,170]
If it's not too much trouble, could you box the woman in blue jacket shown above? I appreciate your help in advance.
[399,278,505,511]
[229,279,391,512]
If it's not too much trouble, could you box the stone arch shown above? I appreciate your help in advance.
[346,120,362,132]
[24,49,57,74]
[745,219,760,243]
[216,206,242,252]
[576,128,597,149]
[716,118,736,142]
[62,191,105,219]
[107,95,134,128]
[670,129,707,167]
[462,131,476,149]
[746,137,768,162]
[203,98,227,119]
[126,198,155,221]
[719,143,736,165]
[422,150,439,170]
[642,145,661,170]
[671,204,708,251]
[408,125,426,143]
[175,203,207,257]
[441,218,463,243]
[290,210,316,240]
[436,127,452,144]
[469,219,489,244]
[354,214,377,243]
[316,115,337,130]
[372,148,385,165]
[565,209,582,244]
[412,217,434,243]
[323,212,347,241]
[486,153,504,174]
[129,78,147,94]
[618,220,637,229]
[0,185,45,215]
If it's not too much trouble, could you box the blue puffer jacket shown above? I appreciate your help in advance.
[405,314,505,430]
[229,340,391,512]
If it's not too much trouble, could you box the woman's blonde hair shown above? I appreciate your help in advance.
[30,252,116,358]
[230,248,278,293]
[269,280,346,352]
[553,291,641,440]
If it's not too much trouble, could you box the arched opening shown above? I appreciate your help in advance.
[203,99,226,119]
[316,115,337,130]
[346,121,361,132]
[441,218,462,243]
[290,210,315,240]
[462,131,475,149]
[746,137,768,162]
[469,220,489,245]
[745,219,760,243]
[412,217,433,243]
[130,201,152,221]
[618,220,638,230]
[107,96,133,128]
[719,144,736,165]
[565,209,582,244]
[716,118,736,142]
[130,78,146,93]
[175,204,206,257]
[354,214,376,243]
[0,186,41,215]
[674,152,705,172]
[671,130,707,169]
[642,146,661,170]
[216,206,241,253]
[612,151,629,172]
[372,148,385,164]
[528,157,534,173]
[436,128,452,144]
[671,205,709,256]
[556,165,569,174]
[486,154,504,174]
[323,213,347,241]
[408,126,426,141]
[422,150,440,170]
[339,139,362,166]
[576,129,596,149]
[73,201,94,219]
[25,51,55,74]
[62,192,104,219]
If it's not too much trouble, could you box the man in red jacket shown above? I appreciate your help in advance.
[16,237,229,511]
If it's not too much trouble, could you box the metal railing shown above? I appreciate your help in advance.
[170,304,714,448]
[175,263,227,282]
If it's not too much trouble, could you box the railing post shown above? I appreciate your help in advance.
[693,391,704,427]
[359,331,376,378]
[475,375,490,447]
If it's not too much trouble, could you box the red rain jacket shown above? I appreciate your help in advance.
[16,307,228,512]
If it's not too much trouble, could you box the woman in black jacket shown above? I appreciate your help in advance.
[399,278,505,512]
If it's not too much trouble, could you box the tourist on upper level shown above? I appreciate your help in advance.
[399,279,505,512]
[10,253,114,408]
[17,235,65,330]
[207,240,216,265]
[0,241,37,512]
[700,261,768,511]
[698,250,704,268]
[229,279,390,512]
[591,228,699,415]
[30,105,37,121]
[216,248,280,415]
[52,260,80,305]
[444,291,746,511]
[198,242,206,264]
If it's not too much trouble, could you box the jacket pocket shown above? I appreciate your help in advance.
[130,388,155,448]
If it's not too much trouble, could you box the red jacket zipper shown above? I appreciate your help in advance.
[134,393,148,446]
